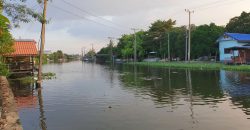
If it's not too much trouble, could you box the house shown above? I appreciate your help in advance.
[3,39,38,75]
[217,33,250,64]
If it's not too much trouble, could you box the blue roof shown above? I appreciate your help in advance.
[225,33,250,42]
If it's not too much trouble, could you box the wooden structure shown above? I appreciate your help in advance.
[3,39,38,75]
[225,46,250,64]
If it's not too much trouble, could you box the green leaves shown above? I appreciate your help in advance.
[0,15,14,56]
[226,11,250,33]
[2,0,44,27]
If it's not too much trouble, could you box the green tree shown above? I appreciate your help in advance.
[0,14,13,59]
[226,11,250,33]
[191,23,224,59]
[143,19,176,58]
[2,0,43,27]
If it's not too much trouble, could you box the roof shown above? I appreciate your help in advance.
[225,46,250,51]
[225,33,250,43]
[6,40,38,56]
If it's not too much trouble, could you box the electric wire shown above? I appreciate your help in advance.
[60,0,129,31]
[49,4,127,32]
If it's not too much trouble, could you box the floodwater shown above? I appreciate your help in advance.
[9,61,250,130]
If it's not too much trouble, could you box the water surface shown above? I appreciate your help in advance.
[10,61,250,130]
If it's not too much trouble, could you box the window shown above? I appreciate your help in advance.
[224,49,231,54]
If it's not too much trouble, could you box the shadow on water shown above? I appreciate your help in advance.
[9,80,47,130]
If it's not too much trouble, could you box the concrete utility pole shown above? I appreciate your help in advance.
[131,28,139,62]
[185,9,194,62]
[108,37,115,63]
[185,28,188,61]
[167,33,170,61]
[38,0,48,85]
[81,47,86,60]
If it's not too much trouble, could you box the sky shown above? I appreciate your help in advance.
[10,0,250,54]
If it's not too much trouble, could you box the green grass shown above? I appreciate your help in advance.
[129,61,250,71]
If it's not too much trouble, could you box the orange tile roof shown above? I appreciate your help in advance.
[6,40,38,56]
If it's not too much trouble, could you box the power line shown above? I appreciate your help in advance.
[59,0,129,31]
[169,0,247,22]
[49,4,125,31]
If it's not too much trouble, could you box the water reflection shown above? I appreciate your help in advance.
[117,65,225,107]
[9,80,47,130]
[117,65,250,119]
[8,62,250,130]
[220,70,250,115]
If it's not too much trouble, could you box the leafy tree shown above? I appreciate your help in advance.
[168,26,187,59]
[226,11,250,33]
[2,0,43,27]
[0,14,13,59]
[143,19,176,58]
[191,23,224,59]
[47,50,64,61]
[86,49,96,58]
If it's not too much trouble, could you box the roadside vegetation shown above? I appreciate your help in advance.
[98,11,250,63]
[131,62,250,71]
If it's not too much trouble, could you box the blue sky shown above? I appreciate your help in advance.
[10,0,250,54]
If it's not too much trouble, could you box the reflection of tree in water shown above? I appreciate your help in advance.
[37,87,47,130]
[9,80,47,130]
[117,65,224,107]
[222,71,250,116]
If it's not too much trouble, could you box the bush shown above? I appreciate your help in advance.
[0,62,9,76]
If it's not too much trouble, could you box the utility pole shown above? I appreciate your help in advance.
[131,28,139,63]
[185,28,188,61]
[167,32,170,61]
[81,47,85,60]
[185,9,194,62]
[38,0,48,85]
[108,37,115,63]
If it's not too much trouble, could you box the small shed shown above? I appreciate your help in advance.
[4,39,38,75]
[217,33,250,63]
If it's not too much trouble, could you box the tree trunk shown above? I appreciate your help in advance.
[37,0,47,84]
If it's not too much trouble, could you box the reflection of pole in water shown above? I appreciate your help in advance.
[109,65,114,86]
[37,87,47,130]
[186,69,196,124]
[168,68,171,90]
[134,65,137,86]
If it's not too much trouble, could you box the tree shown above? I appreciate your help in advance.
[226,11,250,33]
[143,19,176,58]
[0,14,13,76]
[2,0,42,27]
[0,14,13,59]
[191,23,224,59]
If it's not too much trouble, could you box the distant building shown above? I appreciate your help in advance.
[3,39,38,75]
[217,33,250,64]
[44,50,52,55]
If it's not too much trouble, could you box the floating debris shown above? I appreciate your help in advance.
[143,77,152,81]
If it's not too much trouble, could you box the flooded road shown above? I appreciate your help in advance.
[9,61,250,130]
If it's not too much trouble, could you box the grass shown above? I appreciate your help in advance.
[129,61,250,71]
